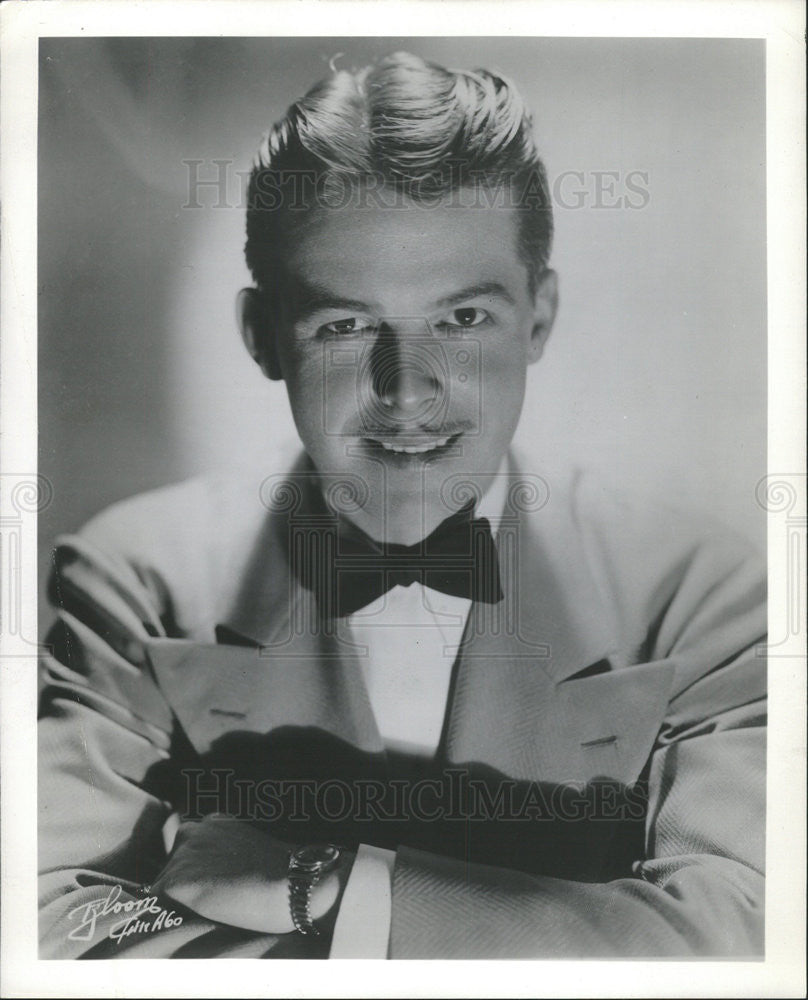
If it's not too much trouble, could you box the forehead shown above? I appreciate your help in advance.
[282,197,528,310]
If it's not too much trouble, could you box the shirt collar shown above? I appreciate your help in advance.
[475,454,511,538]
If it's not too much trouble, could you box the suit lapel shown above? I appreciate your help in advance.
[146,628,384,759]
[445,476,675,785]
[146,460,384,758]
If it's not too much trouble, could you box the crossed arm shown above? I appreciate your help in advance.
[38,527,766,959]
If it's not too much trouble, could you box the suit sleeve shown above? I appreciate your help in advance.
[387,532,767,958]
[37,530,277,959]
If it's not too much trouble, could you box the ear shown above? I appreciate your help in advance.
[527,269,559,365]
[236,287,283,381]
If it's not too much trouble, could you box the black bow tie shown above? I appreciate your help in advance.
[298,503,503,618]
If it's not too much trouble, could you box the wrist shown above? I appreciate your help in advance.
[308,848,355,923]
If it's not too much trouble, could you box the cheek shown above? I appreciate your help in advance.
[279,347,325,437]
[280,342,327,407]
[478,335,529,419]
[281,344,362,455]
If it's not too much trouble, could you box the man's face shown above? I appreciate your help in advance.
[246,193,556,544]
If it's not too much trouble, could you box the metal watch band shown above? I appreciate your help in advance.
[287,844,342,936]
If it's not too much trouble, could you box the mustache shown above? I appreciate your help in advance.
[339,420,474,438]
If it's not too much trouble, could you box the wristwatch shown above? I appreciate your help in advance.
[287,844,342,936]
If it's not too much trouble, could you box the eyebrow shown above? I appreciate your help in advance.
[287,278,517,324]
[287,279,374,324]
[434,282,516,309]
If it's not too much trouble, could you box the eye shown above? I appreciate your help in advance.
[319,317,375,337]
[442,307,490,329]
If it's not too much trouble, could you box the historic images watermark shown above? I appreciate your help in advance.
[180,768,647,825]
[181,159,651,212]
[756,473,806,657]
[321,323,484,440]
[0,473,53,657]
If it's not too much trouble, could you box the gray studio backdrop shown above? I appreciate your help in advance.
[38,37,766,630]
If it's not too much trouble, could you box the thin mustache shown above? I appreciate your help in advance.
[347,425,470,439]
[340,418,474,437]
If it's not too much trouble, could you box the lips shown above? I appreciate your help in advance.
[365,432,459,456]
[379,435,451,454]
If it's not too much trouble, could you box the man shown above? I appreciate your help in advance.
[38,51,766,959]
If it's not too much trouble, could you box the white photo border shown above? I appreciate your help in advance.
[1,1,805,997]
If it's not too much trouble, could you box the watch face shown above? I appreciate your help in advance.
[292,844,340,872]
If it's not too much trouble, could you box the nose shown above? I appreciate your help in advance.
[369,320,443,425]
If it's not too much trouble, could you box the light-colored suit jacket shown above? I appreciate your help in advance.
[38,449,766,958]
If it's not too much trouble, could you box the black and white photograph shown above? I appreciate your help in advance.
[1,1,805,995]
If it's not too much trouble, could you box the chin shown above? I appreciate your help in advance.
[335,492,438,546]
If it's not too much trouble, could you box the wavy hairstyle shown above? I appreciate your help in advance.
[245,52,553,295]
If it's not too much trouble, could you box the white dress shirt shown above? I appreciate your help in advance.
[329,462,509,957]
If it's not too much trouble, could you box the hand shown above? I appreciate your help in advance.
[151,815,353,934]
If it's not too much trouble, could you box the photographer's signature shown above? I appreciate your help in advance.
[68,884,183,943]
